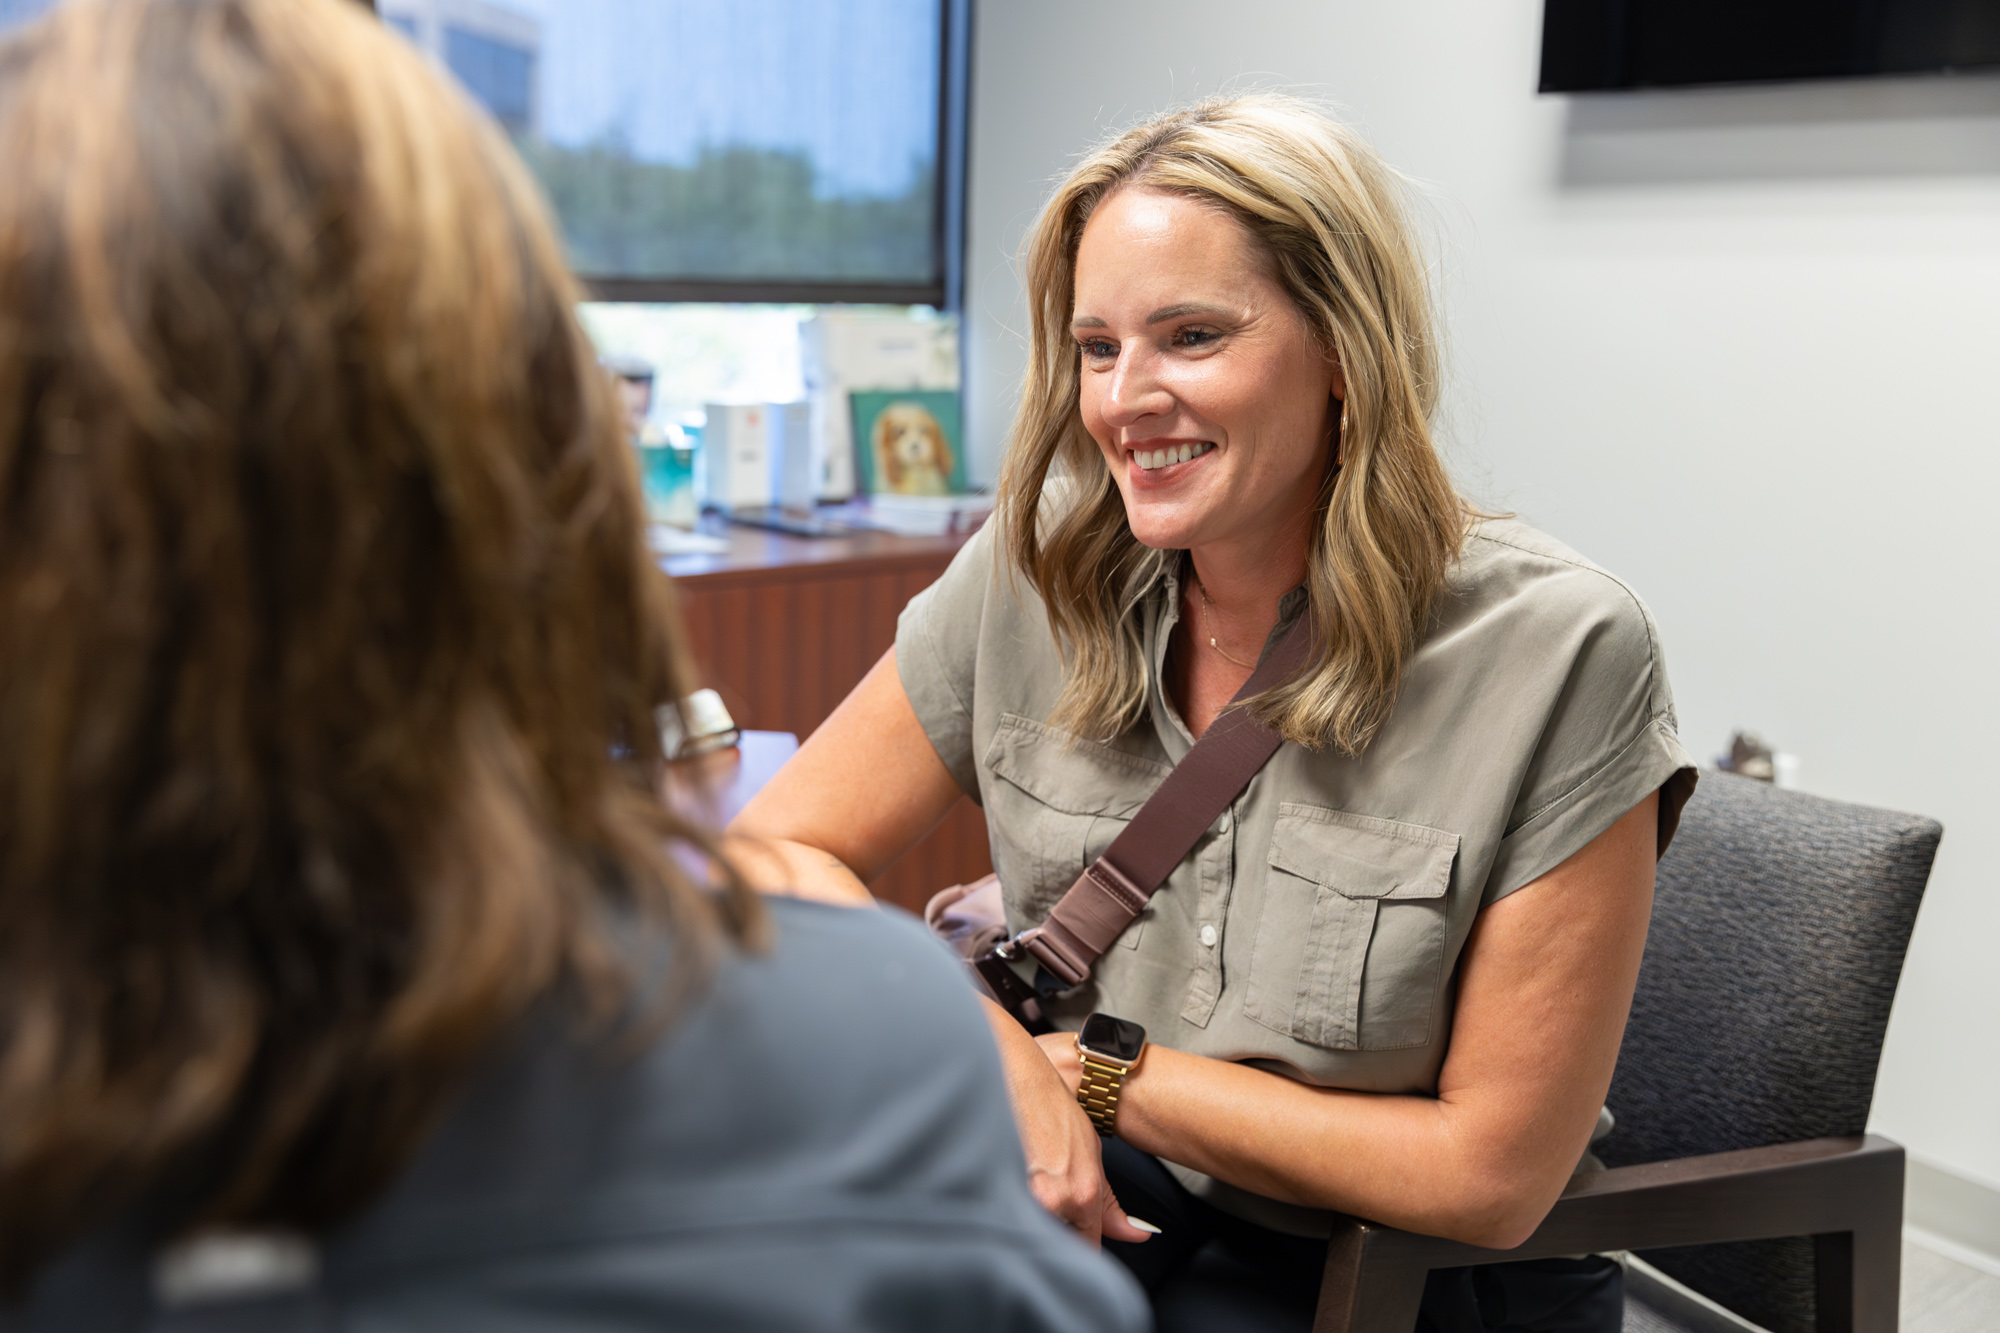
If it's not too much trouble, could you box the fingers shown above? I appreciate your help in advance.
[982,1006,1142,1247]
[1099,1192,1156,1245]
[1028,1160,1105,1245]
[1019,1097,1115,1246]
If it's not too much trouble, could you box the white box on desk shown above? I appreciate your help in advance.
[701,403,771,509]
[801,313,958,502]
[769,401,814,511]
[702,402,812,511]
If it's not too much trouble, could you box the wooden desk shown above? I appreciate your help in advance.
[665,519,991,913]
[665,730,800,832]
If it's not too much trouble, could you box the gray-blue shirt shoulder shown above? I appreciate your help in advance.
[10,897,1147,1333]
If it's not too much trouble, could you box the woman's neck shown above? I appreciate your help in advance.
[1186,514,1313,625]
[1170,522,1311,737]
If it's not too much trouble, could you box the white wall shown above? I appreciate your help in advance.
[965,0,2000,1196]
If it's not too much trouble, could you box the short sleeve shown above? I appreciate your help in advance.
[1482,576,1697,905]
[895,522,997,800]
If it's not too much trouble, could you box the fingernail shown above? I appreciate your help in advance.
[1127,1217,1162,1235]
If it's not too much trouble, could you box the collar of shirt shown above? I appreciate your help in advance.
[1142,556,1311,760]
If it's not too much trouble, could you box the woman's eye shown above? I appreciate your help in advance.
[1078,339,1116,360]
[1174,328,1219,349]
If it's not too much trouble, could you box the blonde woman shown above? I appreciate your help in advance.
[738,96,1695,1331]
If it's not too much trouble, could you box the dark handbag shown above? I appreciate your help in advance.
[924,616,1314,1032]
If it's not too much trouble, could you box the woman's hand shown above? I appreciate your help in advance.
[982,1000,1151,1247]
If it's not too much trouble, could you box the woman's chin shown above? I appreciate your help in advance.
[1120,508,1209,552]
[1112,473,1224,551]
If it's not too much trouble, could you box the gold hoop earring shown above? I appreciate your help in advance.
[1337,399,1349,467]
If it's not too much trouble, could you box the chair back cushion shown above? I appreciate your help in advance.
[1600,769,1940,1332]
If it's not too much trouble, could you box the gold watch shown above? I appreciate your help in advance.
[1074,1013,1146,1137]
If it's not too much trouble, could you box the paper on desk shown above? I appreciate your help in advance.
[648,524,731,556]
[834,495,992,537]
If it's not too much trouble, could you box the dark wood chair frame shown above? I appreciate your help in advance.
[1311,1134,1903,1333]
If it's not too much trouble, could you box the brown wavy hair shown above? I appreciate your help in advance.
[0,0,759,1290]
[995,95,1466,754]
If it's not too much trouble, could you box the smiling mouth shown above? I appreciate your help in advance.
[1130,441,1215,471]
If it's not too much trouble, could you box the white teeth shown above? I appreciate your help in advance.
[1133,442,1214,470]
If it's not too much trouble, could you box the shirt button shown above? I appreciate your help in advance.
[1216,813,1231,833]
[1199,925,1218,948]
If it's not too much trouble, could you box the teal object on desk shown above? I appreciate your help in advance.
[639,439,698,527]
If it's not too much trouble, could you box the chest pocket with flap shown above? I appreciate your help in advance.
[982,714,1170,945]
[1243,804,1460,1052]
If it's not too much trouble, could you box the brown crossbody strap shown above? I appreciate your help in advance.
[1006,611,1315,989]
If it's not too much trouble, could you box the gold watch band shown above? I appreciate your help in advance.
[1077,1052,1133,1136]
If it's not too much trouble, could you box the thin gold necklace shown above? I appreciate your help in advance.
[1193,575,1257,668]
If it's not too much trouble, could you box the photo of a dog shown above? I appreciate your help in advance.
[871,401,956,497]
[850,389,966,498]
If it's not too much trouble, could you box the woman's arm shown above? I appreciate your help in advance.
[723,649,962,905]
[1036,791,1660,1250]
[726,650,1151,1246]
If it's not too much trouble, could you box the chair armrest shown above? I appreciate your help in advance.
[1313,1134,1903,1333]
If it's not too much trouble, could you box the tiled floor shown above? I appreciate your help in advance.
[1622,1239,2000,1332]
[1900,1238,2000,1333]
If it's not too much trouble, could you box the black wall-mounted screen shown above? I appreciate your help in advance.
[1540,0,2000,92]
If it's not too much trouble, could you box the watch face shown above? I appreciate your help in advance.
[1079,1013,1146,1064]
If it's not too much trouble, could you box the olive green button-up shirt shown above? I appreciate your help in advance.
[896,517,1695,1233]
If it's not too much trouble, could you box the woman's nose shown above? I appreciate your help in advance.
[1101,348,1173,427]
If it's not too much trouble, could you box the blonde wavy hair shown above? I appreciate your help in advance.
[994,94,1465,754]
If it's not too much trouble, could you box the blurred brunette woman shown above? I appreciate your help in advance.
[0,2,1145,1328]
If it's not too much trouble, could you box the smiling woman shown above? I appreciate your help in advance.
[1066,187,1348,732]
[730,93,1698,1333]
[1001,100,1461,757]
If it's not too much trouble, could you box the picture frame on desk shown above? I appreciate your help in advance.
[849,390,966,498]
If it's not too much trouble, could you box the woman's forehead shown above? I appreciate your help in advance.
[1073,187,1270,318]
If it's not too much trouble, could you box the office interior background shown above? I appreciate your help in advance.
[0,0,1994,1312]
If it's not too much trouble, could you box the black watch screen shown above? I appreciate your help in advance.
[1079,1013,1146,1064]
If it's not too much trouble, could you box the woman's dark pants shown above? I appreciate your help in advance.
[1099,1139,1623,1333]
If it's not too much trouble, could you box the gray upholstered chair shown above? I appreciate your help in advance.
[1306,770,1941,1333]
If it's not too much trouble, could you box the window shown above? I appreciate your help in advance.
[0,0,56,28]
[0,2,970,307]
[579,302,817,437]
[384,0,972,308]
[443,26,533,134]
